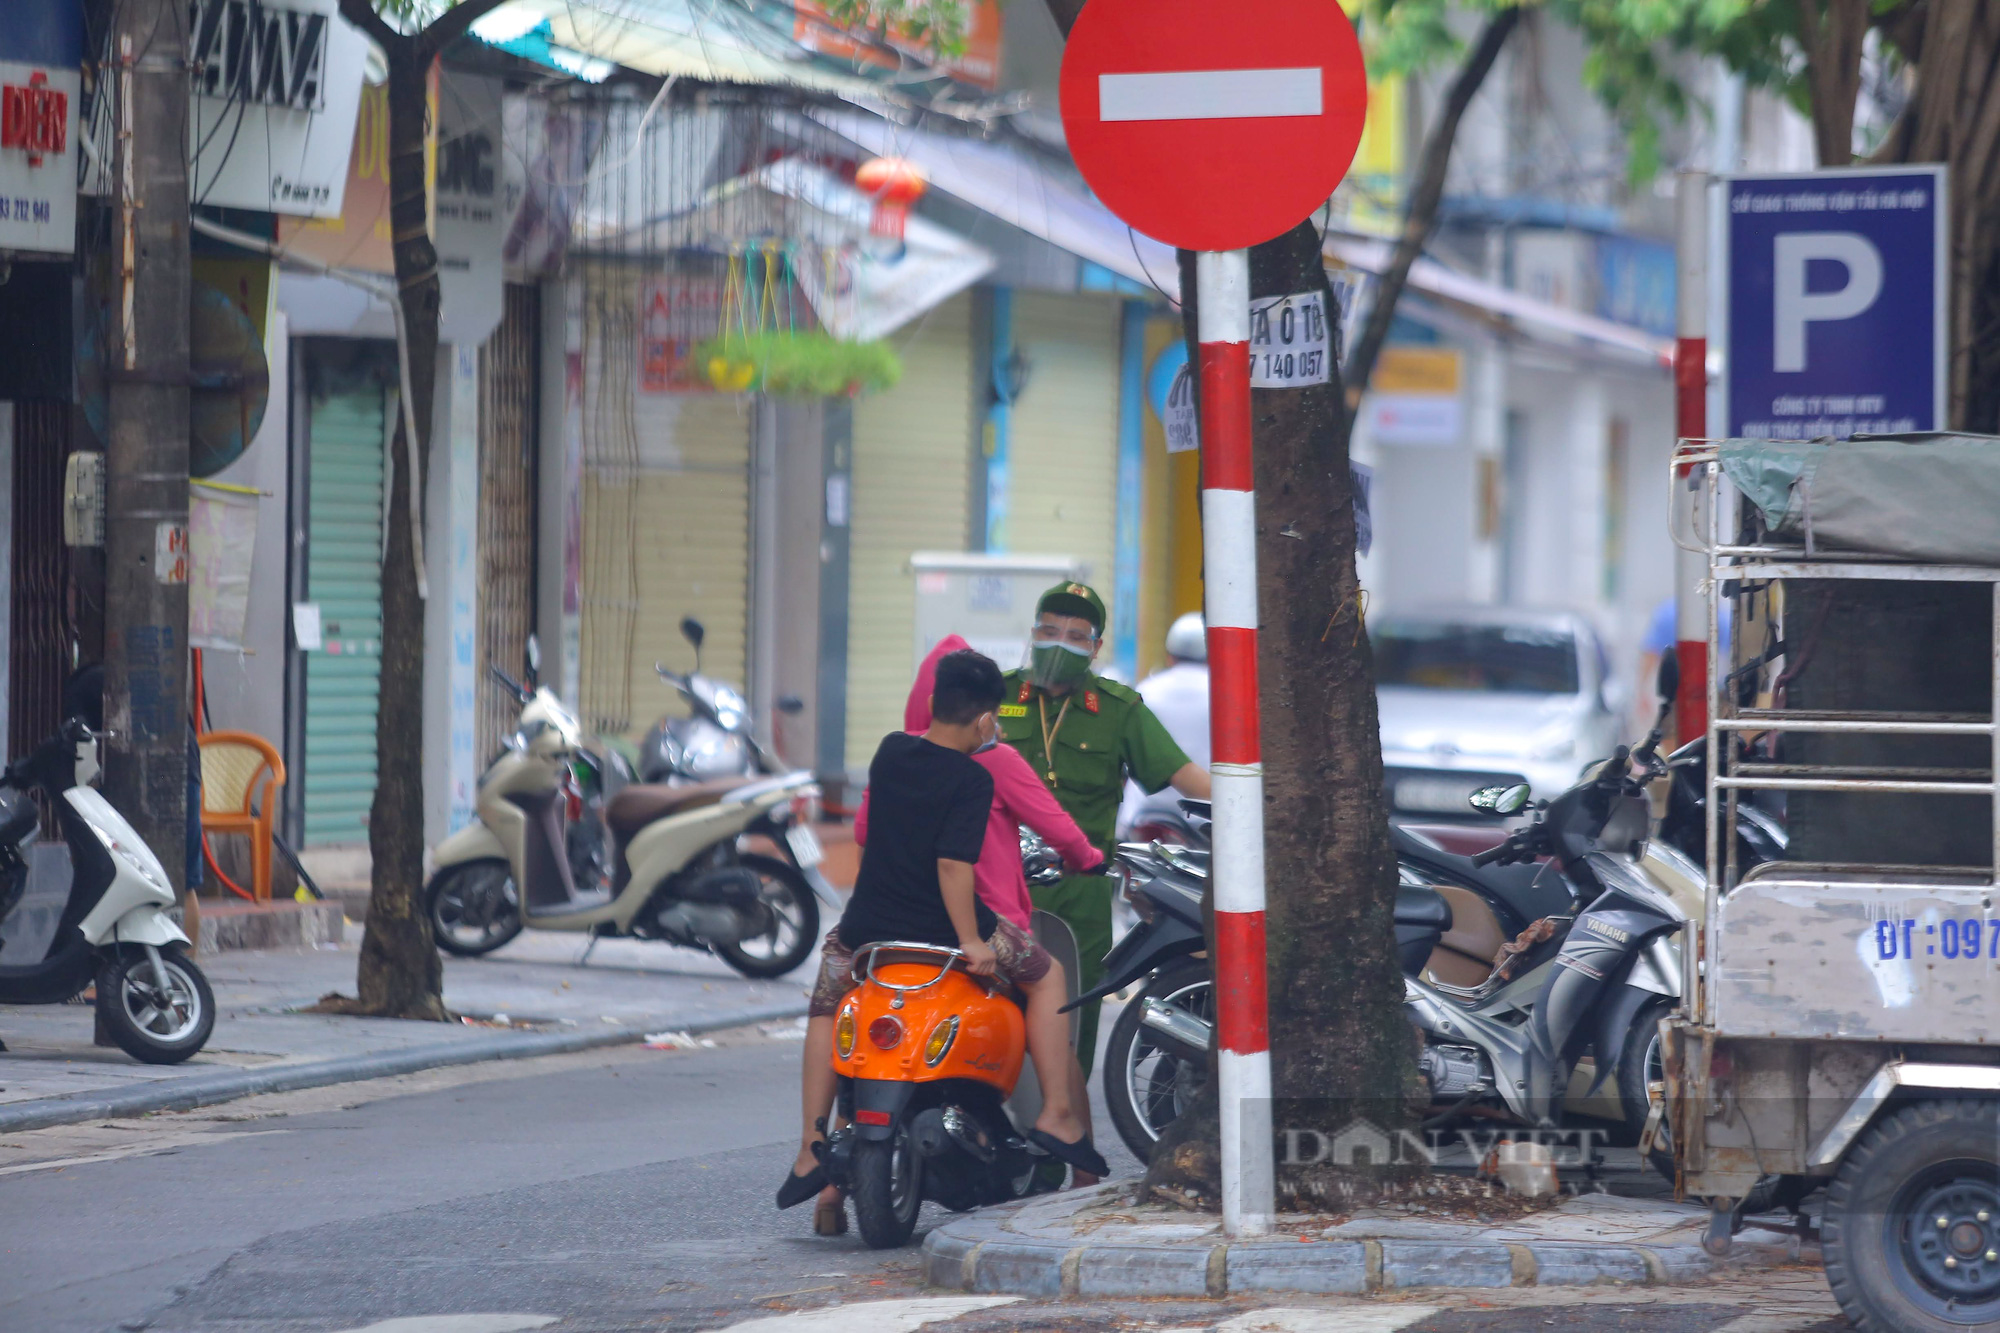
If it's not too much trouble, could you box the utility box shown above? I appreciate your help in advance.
[910,552,1086,676]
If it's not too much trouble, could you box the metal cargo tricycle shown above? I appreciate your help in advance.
[1664,437,1998,1333]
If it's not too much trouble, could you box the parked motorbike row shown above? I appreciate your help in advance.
[1087,655,1779,1182]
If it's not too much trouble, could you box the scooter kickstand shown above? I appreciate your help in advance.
[578,935,599,967]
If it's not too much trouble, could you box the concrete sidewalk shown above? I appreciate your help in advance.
[0,929,813,1131]
[924,1183,1807,1298]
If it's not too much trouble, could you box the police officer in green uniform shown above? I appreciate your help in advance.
[999,582,1212,1075]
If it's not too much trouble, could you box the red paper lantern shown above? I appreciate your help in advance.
[855,156,927,241]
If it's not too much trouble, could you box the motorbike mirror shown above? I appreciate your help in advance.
[776,695,805,715]
[680,616,705,671]
[1655,650,1680,706]
[1467,783,1532,817]
[526,634,541,679]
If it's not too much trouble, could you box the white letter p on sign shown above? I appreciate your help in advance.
[1773,232,1884,372]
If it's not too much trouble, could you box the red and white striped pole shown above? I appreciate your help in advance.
[1196,247,1274,1236]
[1673,173,1709,743]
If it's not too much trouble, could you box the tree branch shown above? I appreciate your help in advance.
[1041,0,1086,38]
[418,0,517,60]
[336,0,401,51]
[1343,5,1520,405]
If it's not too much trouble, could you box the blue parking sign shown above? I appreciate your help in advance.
[1723,166,1946,439]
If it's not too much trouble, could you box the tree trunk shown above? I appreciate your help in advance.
[1797,0,1871,168]
[338,43,447,1020]
[1782,5,2000,876]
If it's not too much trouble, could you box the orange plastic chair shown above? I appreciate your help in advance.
[198,731,287,902]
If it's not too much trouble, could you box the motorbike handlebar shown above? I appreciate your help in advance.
[1469,841,1510,867]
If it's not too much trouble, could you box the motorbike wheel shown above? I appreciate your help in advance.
[427,859,524,957]
[1103,958,1212,1161]
[1823,1098,1998,1333]
[715,854,819,979]
[1616,995,1677,1184]
[97,947,215,1064]
[851,1124,924,1249]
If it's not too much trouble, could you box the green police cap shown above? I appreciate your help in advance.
[1036,581,1105,635]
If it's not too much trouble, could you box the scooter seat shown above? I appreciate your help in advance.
[604,778,750,836]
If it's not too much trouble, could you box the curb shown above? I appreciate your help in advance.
[0,1001,808,1134]
[922,1198,1799,1298]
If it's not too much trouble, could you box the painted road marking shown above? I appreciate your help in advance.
[1098,68,1322,122]
[1216,1309,1442,1333]
[329,1318,559,1333]
[713,1297,1022,1333]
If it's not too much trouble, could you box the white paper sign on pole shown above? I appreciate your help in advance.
[1163,360,1199,453]
[189,484,259,650]
[1249,290,1331,387]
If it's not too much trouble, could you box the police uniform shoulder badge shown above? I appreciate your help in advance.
[1016,681,1032,703]
[1082,690,1100,714]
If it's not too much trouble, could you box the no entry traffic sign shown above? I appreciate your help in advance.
[1058,0,1367,251]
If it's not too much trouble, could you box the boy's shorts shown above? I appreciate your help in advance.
[808,917,1053,1017]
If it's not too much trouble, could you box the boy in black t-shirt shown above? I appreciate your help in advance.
[780,650,1108,1224]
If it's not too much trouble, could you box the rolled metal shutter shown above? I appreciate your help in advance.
[844,293,976,769]
[477,284,540,761]
[1006,292,1120,617]
[577,265,750,739]
[302,387,385,846]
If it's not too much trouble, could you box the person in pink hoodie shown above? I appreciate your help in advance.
[785,637,1107,1234]
[857,635,1105,927]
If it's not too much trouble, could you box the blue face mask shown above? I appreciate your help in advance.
[972,714,1000,754]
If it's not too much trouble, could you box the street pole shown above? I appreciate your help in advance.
[1673,173,1709,745]
[103,4,193,906]
[1196,247,1273,1237]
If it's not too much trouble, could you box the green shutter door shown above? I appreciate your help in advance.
[303,387,386,846]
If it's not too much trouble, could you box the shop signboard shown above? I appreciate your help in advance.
[186,0,369,217]
[0,1,82,254]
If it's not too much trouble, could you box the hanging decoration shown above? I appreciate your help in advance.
[854,156,927,241]
[697,241,902,397]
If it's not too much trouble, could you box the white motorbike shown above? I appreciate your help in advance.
[0,718,215,1063]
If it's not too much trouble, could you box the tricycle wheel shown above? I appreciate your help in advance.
[851,1124,923,1249]
[1824,1098,1998,1332]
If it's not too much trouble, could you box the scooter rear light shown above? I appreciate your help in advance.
[835,1006,857,1057]
[855,1109,891,1126]
[868,1016,903,1050]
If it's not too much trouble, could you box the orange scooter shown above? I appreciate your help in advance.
[820,913,1079,1248]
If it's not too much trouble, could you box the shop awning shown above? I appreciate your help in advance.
[795,107,1181,295]
[1325,234,1674,369]
[473,0,886,96]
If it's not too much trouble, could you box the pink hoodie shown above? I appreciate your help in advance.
[855,635,1103,927]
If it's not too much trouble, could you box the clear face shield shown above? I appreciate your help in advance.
[1027,618,1098,690]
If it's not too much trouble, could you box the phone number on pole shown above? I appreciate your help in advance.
[1250,291,1331,389]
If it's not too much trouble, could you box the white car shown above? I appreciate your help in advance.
[1373,607,1620,818]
